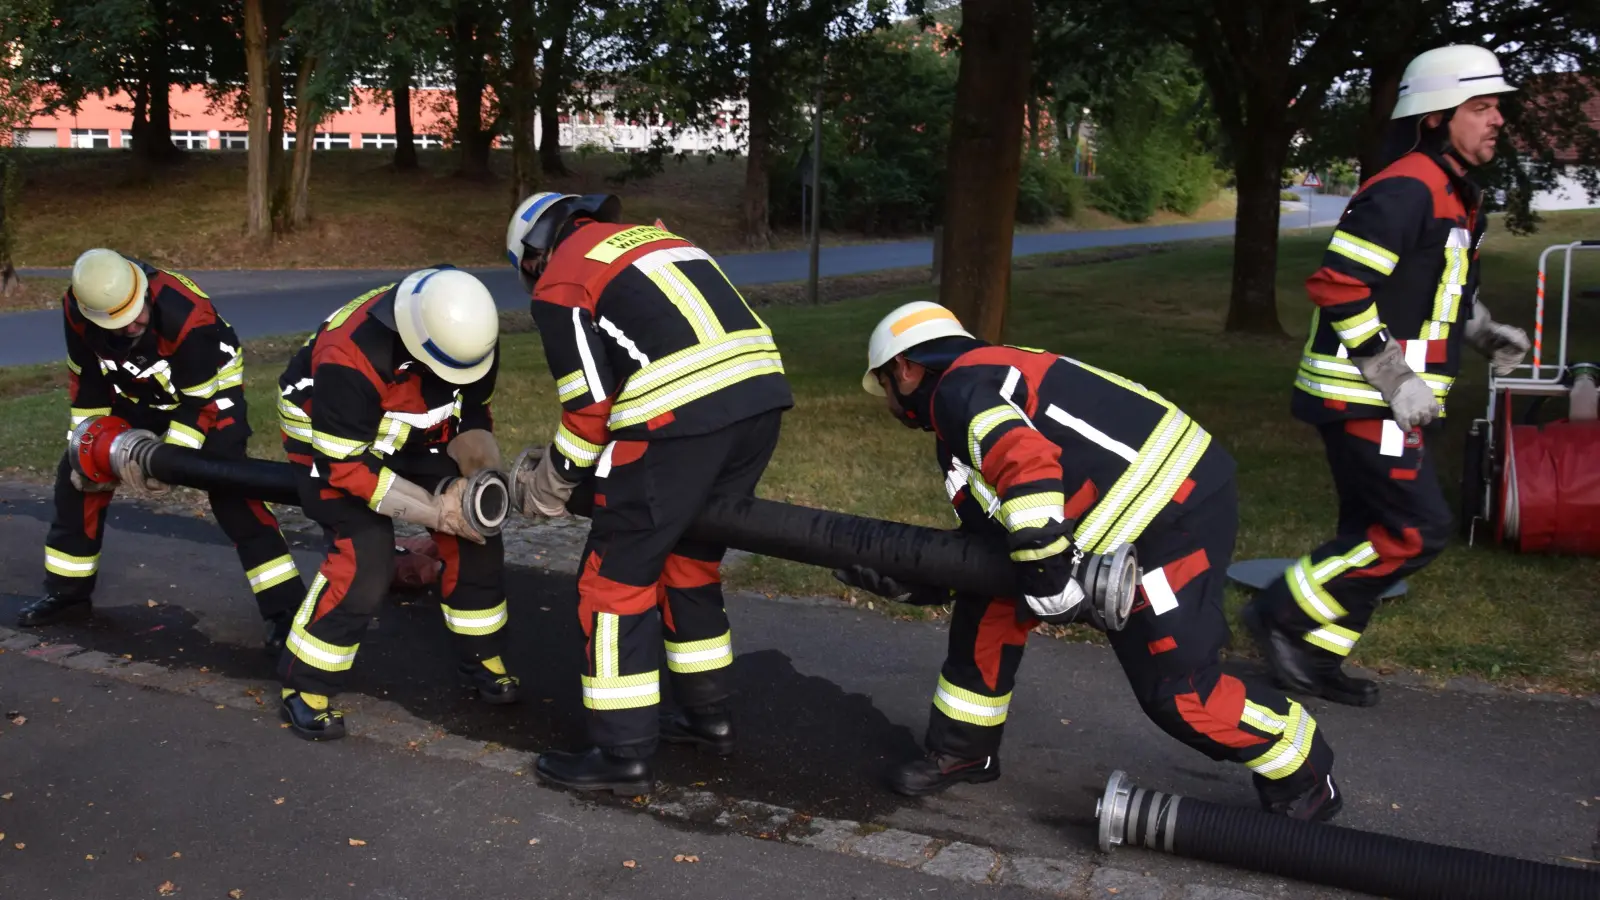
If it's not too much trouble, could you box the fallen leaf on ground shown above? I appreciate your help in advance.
[273,798,284,805]
[147,600,157,608]
[527,838,540,845]
[214,705,225,710]
[85,854,94,860]
[1060,718,1072,725]
[622,859,636,868]
[134,851,146,862]
[13,843,22,850]
[674,854,700,863]
[51,698,59,703]
[348,839,367,847]
[1,793,12,800]
[170,851,181,858]
[8,716,24,725]
[228,891,244,899]
[122,654,132,659]
[158,880,176,895]
[1390,803,1401,810]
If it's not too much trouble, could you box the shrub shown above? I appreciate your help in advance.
[1016,152,1084,224]
[1162,152,1220,216]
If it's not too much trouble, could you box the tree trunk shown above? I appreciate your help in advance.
[741,0,773,248]
[0,154,18,295]
[507,2,540,204]
[287,53,320,229]
[1225,134,1290,335]
[266,0,288,223]
[451,7,493,179]
[243,0,271,242]
[128,79,149,153]
[390,56,418,171]
[538,0,574,176]
[144,10,176,163]
[937,0,1034,343]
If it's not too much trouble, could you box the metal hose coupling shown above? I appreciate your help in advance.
[434,469,511,537]
[1097,769,1181,853]
[1079,543,1140,631]
[67,415,158,485]
[507,447,540,515]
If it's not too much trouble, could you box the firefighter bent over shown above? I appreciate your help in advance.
[20,249,305,652]
[504,192,792,793]
[843,302,1342,820]
[1243,45,1529,707]
[276,268,518,740]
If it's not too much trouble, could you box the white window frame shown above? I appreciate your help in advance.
[361,133,397,149]
[313,132,352,150]
[70,128,110,149]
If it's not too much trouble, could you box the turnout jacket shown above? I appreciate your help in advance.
[64,261,246,448]
[530,220,793,480]
[1293,150,1485,424]
[932,345,1233,583]
[278,285,496,510]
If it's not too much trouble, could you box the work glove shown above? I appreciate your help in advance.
[1015,546,1096,627]
[69,470,116,494]
[1354,341,1440,431]
[446,428,503,476]
[116,455,168,496]
[435,477,487,545]
[512,445,579,518]
[1464,297,1531,376]
[1022,579,1088,625]
[375,474,445,531]
[832,565,951,606]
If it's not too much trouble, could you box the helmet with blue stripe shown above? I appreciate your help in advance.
[394,268,498,385]
[506,191,622,291]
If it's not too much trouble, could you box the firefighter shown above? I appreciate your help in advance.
[275,267,517,740]
[1242,45,1529,707]
[843,302,1342,820]
[505,192,792,794]
[20,249,305,653]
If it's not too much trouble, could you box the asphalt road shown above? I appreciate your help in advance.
[0,485,1594,899]
[1,194,1348,367]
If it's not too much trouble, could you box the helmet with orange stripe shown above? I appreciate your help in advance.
[71,248,149,331]
[864,301,980,430]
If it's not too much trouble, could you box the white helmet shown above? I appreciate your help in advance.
[506,192,624,292]
[1392,45,1515,120]
[862,301,973,396]
[506,192,577,292]
[394,268,498,385]
[71,248,148,330]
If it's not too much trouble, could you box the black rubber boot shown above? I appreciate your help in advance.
[660,708,735,756]
[262,617,291,658]
[534,747,652,796]
[458,661,521,705]
[280,691,346,742]
[16,595,92,627]
[887,751,1001,797]
[1242,602,1379,708]
[1258,772,1343,823]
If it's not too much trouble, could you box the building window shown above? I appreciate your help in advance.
[313,132,351,150]
[70,128,110,149]
[171,130,210,150]
[413,133,445,149]
[284,134,296,149]
[14,128,59,148]
[119,129,131,148]
[218,131,248,150]
[361,133,397,149]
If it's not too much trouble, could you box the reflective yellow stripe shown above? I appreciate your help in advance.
[246,554,299,593]
[1430,227,1471,324]
[608,352,784,430]
[999,491,1065,532]
[45,547,98,578]
[645,262,723,344]
[287,574,360,672]
[1305,623,1362,657]
[1330,305,1384,346]
[556,370,589,403]
[583,225,679,265]
[164,422,205,448]
[372,415,411,456]
[664,631,733,673]
[554,424,604,466]
[279,398,314,442]
[1011,534,1070,563]
[70,406,112,426]
[968,405,1022,469]
[932,675,1010,726]
[1099,419,1210,552]
[181,357,244,399]
[615,330,778,399]
[311,430,369,459]
[1241,700,1289,736]
[368,468,397,511]
[440,601,508,636]
[1074,409,1210,554]
[1246,702,1317,779]
[595,612,619,677]
[1285,546,1378,625]
[67,357,82,375]
[581,671,659,710]
[1327,229,1398,275]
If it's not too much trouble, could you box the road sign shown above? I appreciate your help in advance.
[1302,171,1323,188]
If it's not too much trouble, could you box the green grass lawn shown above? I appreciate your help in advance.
[2,212,1596,691]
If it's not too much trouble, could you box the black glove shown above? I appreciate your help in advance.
[832,565,950,606]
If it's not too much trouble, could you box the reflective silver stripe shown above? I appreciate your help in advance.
[1044,404,1138,462]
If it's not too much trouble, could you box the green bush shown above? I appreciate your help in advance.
[1091,140,1164,222]
[1162,152,1219,216]
[1280,189,1301,201]
[1016,152,1084,224]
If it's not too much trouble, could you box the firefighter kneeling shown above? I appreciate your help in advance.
[275,267,518,740]
[847,302,1343,820]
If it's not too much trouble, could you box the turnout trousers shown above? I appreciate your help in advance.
[926,481,1336,802]
[1252,420,1451,663]
[278,468,507,697]
[43,414,304,627]
[576,410,782,757]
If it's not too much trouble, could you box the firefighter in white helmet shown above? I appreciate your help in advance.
[1244,45,1531,707]
[22,249,307,657]
[274,267,518,740]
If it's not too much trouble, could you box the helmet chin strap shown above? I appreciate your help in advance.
[890,373,939,432]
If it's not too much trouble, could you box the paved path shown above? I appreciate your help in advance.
[0,194,1348,366]
[0,486,1594,899]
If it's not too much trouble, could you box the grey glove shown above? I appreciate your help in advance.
[435,477,487,545]
[1354,341,1440,431]
[446,429,502,476]
[1023,578,1087,624]
[512,445,579,518]
[1464,298,1530,376]
[70,470,116,493]
[832,565,950,606]
[117,455,167,495]
[375,474,445,530]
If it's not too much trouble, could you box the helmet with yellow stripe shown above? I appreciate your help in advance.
[862,301,974,396]
[71,248,149,330]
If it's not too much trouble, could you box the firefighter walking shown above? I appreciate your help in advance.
[19,249,305,653]
[276,267,518,740]
[843,302,1342,820]
[505,192,792,793]
[1243,45,1530,707]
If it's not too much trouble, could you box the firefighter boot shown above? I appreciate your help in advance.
[16,594,92,627]
[534,747,653,796]
[887,751,1001,797]
[280,690,346,741]
[1242,602,1379,707]
[459,656,521,705]
[1257,771,1343,823]
[660,706,736,756]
